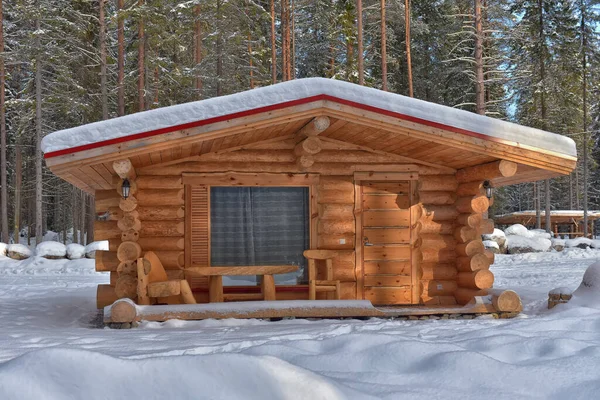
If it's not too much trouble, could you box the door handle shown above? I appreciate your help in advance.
[363,237,373,246]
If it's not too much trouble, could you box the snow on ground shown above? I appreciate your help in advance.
[2,250,600,399]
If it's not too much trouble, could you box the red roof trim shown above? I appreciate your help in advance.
[45,93,525,159]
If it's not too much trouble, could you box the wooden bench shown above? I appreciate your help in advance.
[186,265,299,302]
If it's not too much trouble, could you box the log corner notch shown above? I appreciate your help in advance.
[453,160,517,305]
[102,159,141,306]
[294,116,329,170]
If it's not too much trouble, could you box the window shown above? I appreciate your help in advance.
[210,187,310,285]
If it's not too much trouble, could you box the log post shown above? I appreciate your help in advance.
[112,158,142,303]
[451,163,507,305]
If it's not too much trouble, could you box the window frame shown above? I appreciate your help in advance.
[183,173,319,281]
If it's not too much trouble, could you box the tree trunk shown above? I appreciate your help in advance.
[405,0,413,97]
[14,142,21,242]
[138,0,145,112]
[248,32,254,89]
[0,0,8,242]
[581,3,589,237]
[270,0,276,83]
[474,0,484,114]
[35,16,44,243]
[80,192,86,245]
[117,0,125,116]
[194,4,202,98]
[537,0,550,233]
[72,189,79,244]
[99,0,108,120]
[216,0,223,96]
[380,0,387,91]
[88,195,95,243]
[535,182,541,229]
[357,0,364,85]
[281,0,288,81]
[291,0,295,79]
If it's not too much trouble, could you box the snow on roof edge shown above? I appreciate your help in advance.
[41,78,577,158]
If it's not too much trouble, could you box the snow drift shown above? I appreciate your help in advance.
[0,349,353,400]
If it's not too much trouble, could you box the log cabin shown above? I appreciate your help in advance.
[42,78,576,321]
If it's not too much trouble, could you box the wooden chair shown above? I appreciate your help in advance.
[137,251,196,305]
[303,250,340,300]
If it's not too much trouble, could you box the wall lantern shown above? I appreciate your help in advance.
[121,178,131,199]
[483,180,494,199]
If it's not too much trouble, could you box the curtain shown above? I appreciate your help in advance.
[210,187,309,285]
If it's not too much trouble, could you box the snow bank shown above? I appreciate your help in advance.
[552,238,566,251]
[0,256,97,276]
[502,224,553,254]
[483,240,500,253]
[566,238,592,249]
[7,244,32,260]
[0,242,7,257]
[506,235,551,254]
[483,228,506,242]
[0,349,352,400]
[41,78,576,158]
[66,244,86,260]
[505,224,529,237]
[85,241,109,259]
[36,241,67,259]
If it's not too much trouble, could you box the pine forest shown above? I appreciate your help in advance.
[0,0,599,244]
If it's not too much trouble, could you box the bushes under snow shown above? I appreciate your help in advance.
[36,242,67,259]
[7,244,32,260]
[489,224,552,254]
[0,240,107,261]
[66,244,86,260]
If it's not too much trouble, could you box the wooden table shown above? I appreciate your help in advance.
[186,265,299,302]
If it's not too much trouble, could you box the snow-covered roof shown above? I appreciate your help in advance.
[41,78,577,158]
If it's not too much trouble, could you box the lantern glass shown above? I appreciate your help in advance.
[122,178,131,199]
[483,180,493,199]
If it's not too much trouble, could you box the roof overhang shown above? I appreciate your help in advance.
[42,79,577,192]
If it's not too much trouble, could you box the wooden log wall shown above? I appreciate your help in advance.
[417,175,458,305]
[452,161,515,305]
[316,176,356,299]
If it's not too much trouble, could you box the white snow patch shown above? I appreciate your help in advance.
[85,241,109,253]
[566,238,593,248]
[0,256,98,276]
[0,349,353,400]
[41,78,576,158]
[35,241,67,258]
[7,244,32,258]
[3,250,600,398]
[482,228,506,241]
[66,243,86,259]
[549,287,573,295]
[483,240,499,250]
[0,242,7,256]
[505,224,530,237]
[506,235,551,252]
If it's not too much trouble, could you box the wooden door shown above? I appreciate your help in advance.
[358,179,417,305]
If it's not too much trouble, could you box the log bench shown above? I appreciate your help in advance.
[186,265,299,302]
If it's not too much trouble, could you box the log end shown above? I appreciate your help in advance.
[492,289,522,312]
[109,299,138,323]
